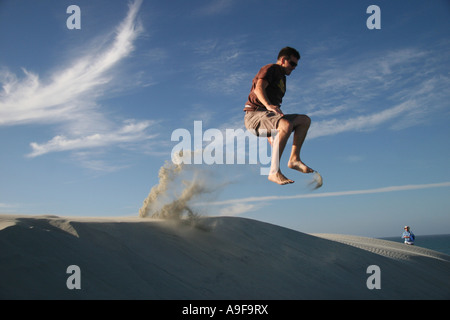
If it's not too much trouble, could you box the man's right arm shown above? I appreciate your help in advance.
[254,79,284,116]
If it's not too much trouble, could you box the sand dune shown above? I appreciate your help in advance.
[1,214,449,299]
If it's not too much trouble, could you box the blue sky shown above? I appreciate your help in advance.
[0,0,449,237]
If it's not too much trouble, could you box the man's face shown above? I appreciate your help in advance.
[282,56,298,75]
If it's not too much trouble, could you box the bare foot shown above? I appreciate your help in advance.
[268,171,294,185]
[288,160,314,173]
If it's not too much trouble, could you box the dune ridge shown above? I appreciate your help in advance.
[1,214,449,299]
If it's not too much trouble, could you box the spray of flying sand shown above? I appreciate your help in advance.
[139,161,199,220]
[138,153,218,225]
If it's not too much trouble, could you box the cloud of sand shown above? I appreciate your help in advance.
[139,153,222,221]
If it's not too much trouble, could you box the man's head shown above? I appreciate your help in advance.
[277,47,300,75]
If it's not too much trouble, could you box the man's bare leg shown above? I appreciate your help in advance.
[287,115,314,173]
[268,119,294,185]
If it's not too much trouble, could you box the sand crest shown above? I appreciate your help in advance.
[1,214,449,299]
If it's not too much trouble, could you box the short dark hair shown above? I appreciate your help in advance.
[278,47,300,60]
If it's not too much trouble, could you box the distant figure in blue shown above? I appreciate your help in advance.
[402,226,415,245]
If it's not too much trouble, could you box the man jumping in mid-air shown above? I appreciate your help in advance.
[244,47,313,185]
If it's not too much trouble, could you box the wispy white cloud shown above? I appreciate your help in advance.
[307,105,347,117]
[70,151,130,173]
[189,36,251,95]
[0,203,16,209]
[0,0,152,165]
[0,202,23,214]
[0,0,143,127]
[308,100,418,139]
[218,202,261,217]
[27,119,156,157]
[193,0,235,16]
[306,48,428,98]
[205,182,450,208]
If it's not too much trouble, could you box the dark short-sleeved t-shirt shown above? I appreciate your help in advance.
[244,64,286,111]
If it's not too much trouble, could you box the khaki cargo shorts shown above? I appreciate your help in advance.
[244,108,297,137]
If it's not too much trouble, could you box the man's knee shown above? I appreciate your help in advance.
[277,118,293,133]
[296,114,311,127]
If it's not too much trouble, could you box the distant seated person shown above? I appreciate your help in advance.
[402,226,415,245]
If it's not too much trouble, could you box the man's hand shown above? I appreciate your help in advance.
[266,105,284,116]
